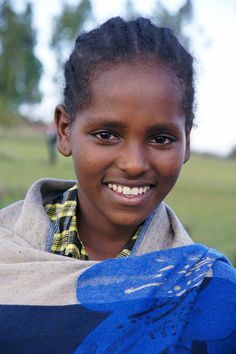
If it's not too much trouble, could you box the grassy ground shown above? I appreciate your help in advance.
[1,127,236,264]
[167,155,236,264]
[0,127,75,206]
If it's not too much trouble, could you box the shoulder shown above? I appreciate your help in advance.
[194,247,236,313]
[182,253,236,352]
[26,178,77,204]
[0,178,77,235]
[0,200,23,231]
[201,256,236,311]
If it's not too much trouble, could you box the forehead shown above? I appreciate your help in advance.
[74,61,184,130]
[89,61,182,111]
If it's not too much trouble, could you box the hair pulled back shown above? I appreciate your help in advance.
[64,17,195,128]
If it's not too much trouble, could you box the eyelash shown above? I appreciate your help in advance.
[93,131,118,141]
[93,130,175,145]
[149,135,175,145]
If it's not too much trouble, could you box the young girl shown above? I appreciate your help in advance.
[0,17,235,353]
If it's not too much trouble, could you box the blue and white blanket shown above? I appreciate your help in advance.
[0,244,235,353]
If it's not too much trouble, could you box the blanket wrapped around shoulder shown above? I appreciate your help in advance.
[0,179,235,353]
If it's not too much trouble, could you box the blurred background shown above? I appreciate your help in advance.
[0,0,235,262]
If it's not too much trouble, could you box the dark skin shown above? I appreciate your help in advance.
[55,62,190,260]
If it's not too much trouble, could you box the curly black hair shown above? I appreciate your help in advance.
[64,16,195,128]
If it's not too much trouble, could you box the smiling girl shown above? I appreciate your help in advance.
[0,17,235,354]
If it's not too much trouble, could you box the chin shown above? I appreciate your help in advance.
[108,212,149,228]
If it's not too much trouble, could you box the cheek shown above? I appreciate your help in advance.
[72,145,110,181]
[154,150,184,180]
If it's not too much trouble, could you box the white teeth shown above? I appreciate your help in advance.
[123,186,131,195]
[131,187,139,196]
[108,184,150,196]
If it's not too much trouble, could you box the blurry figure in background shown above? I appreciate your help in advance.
[46,121,57,164]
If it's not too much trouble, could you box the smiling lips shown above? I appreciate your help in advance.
[108,183,151,197]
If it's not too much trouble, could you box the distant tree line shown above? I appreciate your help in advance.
[0,0,193,125]
[229,146,236,159]
[0,0,42,123]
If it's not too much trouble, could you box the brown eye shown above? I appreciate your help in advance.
[93,130,119,141]
[150,135,174,145]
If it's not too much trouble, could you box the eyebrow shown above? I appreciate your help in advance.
[145,122,183,134]
[83,116,127,129]
[83,116,183,132]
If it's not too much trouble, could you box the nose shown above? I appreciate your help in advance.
[117,143,149,176]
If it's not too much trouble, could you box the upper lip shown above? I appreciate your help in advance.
[104,180,155,187]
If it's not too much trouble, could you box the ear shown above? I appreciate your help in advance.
[54,104,72,157]
[184,127,191,164]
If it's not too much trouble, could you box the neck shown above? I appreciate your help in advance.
[77,209,139,261]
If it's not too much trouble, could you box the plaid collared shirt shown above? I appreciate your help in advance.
[45,185,141,260]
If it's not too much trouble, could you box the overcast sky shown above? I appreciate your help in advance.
[16,0,236,156]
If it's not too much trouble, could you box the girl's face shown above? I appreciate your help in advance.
[56,62,190,229]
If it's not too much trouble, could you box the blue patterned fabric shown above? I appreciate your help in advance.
[0,244,235,353]
[75,244,236,353]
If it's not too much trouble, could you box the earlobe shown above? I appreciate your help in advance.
[54,104,72,157]
[184,128,191,164]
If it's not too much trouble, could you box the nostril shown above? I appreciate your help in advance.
[118,158,149,176]
[117,146,149,176]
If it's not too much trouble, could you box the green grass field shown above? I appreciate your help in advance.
[1,127,236,264]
